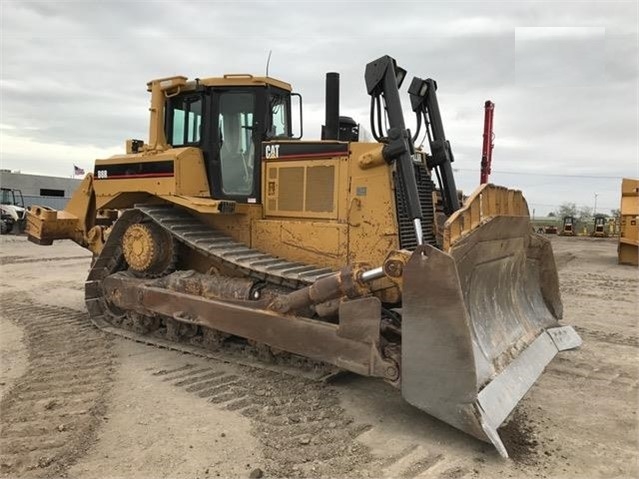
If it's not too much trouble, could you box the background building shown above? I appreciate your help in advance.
[0,170,82,210]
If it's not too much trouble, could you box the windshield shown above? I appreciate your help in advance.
[1,189,19,206]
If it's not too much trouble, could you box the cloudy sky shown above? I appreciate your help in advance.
[1,0,637,215]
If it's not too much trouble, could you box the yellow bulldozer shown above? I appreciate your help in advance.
[619,178,639,265]
[26,55,581,457]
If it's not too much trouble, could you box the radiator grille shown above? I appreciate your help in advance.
[305,165,335,212]
[394,163,437,250]
[278,167,304,211]
[266,161,338,218]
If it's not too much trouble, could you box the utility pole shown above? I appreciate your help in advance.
[594,193,598,215]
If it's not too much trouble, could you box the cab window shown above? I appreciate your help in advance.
[218,91,255,195]
[269,92,289,137]
[169,94,202,146]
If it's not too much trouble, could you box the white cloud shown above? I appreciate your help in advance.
[0,131,120,176]
[515,26,605,41]
[0,0,636,215]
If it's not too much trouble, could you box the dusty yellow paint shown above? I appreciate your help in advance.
[346,142,399,267]
[619,178,639,266]
[257,141,399,270]
[252,219,347,270]
[444,183,529,251]
[158,195,249,215]
[93,147,209,199]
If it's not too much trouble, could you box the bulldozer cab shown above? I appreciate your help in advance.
[163,81,294,203]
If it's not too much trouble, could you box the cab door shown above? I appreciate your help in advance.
[210,89,264,203]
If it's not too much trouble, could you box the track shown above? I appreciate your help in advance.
[84,205,340,380]
[0,300,116,478]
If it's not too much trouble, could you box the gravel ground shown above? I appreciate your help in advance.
[0,234,636,478]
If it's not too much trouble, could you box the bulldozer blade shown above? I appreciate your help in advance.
[401,216,581,458]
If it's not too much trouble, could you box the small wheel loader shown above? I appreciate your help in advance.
[592,215,608,238]
[1,188,26,234]
[26,55,581,457]
[560,215,576,236]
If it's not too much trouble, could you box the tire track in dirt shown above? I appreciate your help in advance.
[574,326,639,348]
[546,356,638,391]
[560,272,638,304]
[0,255,90,266]
[148,362,472,478]
[0,300,116,478]
[147,363,377,478]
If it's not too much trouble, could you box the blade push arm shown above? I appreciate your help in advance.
[408,77,460,215]
[365,55,424,245]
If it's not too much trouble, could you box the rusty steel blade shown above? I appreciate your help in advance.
[401,217,581,457]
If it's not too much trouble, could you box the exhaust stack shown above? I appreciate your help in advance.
[322,72,340,140]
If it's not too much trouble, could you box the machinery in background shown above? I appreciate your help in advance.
[25,54,581,457]
[479,101,495,185]
[559,216,576,236]
[618,178,638,266]
[0,187,26,234]
[591,215,608,238]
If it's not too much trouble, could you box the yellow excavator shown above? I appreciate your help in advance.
[26,55,581,457]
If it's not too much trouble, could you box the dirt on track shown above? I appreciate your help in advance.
[0,235,637,479]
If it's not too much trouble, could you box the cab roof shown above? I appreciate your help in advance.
[147,74,291,93]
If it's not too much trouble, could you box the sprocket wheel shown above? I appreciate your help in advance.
[121,222,176,277]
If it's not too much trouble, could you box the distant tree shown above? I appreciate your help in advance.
[555,202,577,219]
[578,206,593,226]
[610,208,621,218]
[548,212,556,217]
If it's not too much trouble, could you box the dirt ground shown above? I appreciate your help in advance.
[0,234,637,478]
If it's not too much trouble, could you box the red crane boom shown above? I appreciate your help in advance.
[480,100,495,184]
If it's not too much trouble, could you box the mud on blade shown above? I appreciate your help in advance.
[401,216,581,458]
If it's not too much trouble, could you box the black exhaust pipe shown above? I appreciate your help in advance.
[322,72,340,140]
